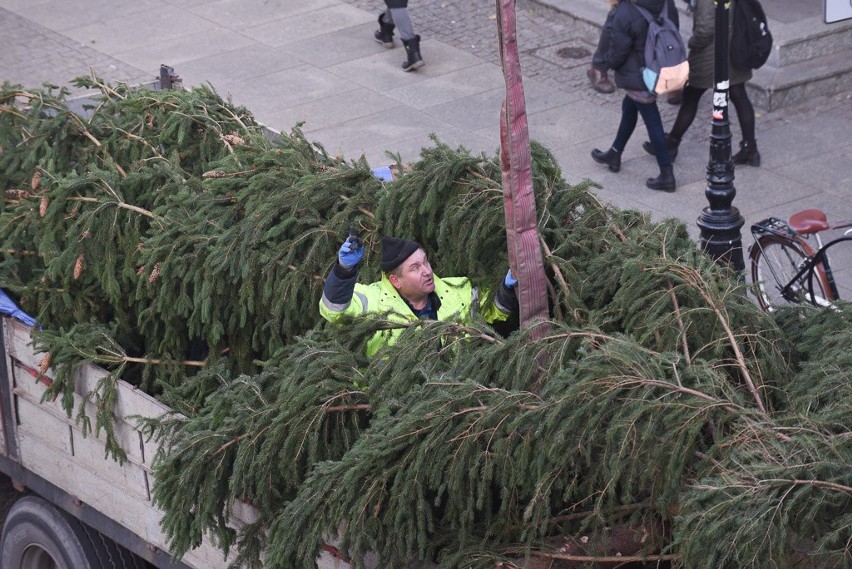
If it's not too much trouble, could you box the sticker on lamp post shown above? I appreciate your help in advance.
[825,0,852,23]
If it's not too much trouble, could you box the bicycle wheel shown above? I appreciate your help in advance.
[749,234,833,310]
[810,235,852,301]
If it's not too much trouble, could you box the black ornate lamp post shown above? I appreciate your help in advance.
[696,0,745,272]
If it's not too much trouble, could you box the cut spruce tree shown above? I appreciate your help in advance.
[0,78,849,569]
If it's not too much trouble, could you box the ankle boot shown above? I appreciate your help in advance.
[401,35,424,71]
[374,13,395,48]
[591,147,621,172]
[642,134,680,162]
[646,166,676,192]
[733,140,761,167]
[586,67,615,94]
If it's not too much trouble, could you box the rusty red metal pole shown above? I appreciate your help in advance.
[496,0,550,336]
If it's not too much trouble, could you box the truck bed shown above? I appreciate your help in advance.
[0,316,259,568]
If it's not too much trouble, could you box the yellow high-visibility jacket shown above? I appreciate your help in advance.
[320,271,512,358]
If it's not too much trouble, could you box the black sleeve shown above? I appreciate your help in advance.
[495,281,519,316]
[604,6,636,71]
[322,263,359,305]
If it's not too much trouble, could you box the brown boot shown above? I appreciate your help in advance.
[586,67,615,94]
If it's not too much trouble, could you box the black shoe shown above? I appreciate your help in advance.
[733,140,761,167]
[591,148,621,172]
[646,166,676,192]
[642,134,680,162]
[374,13,395,48]
[402,35,424,71]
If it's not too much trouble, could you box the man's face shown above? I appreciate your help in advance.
[388,248,434,301]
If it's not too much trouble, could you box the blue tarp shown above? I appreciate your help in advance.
[371,166,394,182]
[0,289,36,327]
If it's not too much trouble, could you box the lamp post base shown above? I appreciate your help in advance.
[698,206,745,273]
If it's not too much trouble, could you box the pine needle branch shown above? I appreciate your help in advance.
[668,282,692,365]
[667,264,766,413]
[68,195,158,220]
[528,551,679,563]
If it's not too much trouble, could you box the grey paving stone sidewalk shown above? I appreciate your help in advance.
[0,8,150,91]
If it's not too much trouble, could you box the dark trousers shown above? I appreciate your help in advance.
[612,95,671,169]
[669,83,757,143]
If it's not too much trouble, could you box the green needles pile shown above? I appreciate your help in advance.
[1,77,848,569]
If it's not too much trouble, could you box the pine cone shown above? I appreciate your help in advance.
[73,254,85,280]
[39,196,48,217]
[149,262,160,283]
[5,189,30,199]
[31,171,41,191]
[202,170,227,179]
[39,353,52,375]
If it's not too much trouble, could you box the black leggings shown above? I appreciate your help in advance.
[669,83,756,143]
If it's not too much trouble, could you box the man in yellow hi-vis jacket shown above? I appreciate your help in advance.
[319,236,518,358]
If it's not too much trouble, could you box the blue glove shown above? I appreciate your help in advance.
[338,237,364,269]
[504,269,517,288]
[0,290,37,326]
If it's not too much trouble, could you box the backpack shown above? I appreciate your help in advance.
[634,0,690,95]
[731,0,773,70]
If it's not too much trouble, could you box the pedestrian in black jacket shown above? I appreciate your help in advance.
[374,0,424,72]
[591,0,680,192]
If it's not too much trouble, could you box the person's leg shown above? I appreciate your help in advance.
[642,85,705,161]
[388,8,423,71]
[668,85,706,141]
[638,101,676,191]
[729,82,760,166]
[388,7,415,41]
[374,10,396,48]
[638,101,671,168]
[612,95,640,153]
[591,95,638,172]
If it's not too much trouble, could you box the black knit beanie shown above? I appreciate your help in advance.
[380,237,421,273]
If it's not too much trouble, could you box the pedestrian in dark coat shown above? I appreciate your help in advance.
[591,0,681,192]
[374,0,424,72]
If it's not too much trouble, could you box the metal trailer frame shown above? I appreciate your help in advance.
[0,316,236,568]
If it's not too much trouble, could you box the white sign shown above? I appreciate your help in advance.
[825,0,852,23]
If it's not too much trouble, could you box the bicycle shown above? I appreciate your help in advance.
[749,208,852,311]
